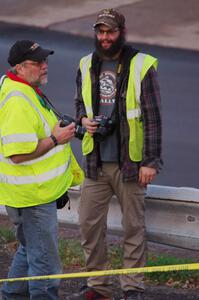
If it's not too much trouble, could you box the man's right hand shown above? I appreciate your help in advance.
[52,121,75,145]
[9,121,75,164]
[81,117,98,135]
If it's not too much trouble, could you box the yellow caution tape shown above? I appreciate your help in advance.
[0,263,198,283]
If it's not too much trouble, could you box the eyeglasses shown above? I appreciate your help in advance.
[22,58,48,67]
[94,28,119,36]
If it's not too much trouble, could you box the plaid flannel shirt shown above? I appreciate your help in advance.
[75,46,163,182]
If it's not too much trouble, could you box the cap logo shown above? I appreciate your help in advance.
[98,9,116,19]
[30,43,39,51]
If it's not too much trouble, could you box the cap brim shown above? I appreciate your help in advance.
[93,17,118,29]
[27,48,54,62]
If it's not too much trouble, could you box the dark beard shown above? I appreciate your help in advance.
[95,33,125,58]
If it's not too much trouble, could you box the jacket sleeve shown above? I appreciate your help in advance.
[74,67,87,125]
[140,66,163,171]
[1,97,38,157]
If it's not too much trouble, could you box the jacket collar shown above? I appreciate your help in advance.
[6,70,43,97]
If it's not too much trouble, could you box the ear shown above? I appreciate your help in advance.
[15,64,24,76]
[121,27,127,36]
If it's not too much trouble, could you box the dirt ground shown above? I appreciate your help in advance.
[0,214,198,300]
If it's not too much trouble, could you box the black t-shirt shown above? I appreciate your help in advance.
[98,59,119,162]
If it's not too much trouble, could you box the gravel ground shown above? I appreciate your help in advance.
[0,214,198,300]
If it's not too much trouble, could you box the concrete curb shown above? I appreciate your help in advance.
[0,0,199,51]
[0,0,141,28]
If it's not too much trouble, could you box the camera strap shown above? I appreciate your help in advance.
[41,93,64,120]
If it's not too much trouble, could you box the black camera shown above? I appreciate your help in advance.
[93,115,115,141]
[60,115,86,140]
[60,115,115,141]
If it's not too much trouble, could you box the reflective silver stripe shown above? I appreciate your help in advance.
[0,75,6,87]
[81,53,92,85]
[81,54,93,117]
[127,108,141,119]
[0,154,13,164]
[19,145,65,165]
[134,53,146,103]
[0,160,70,185]
[85,105,92,115]
[2,133,37,145]
[0,91,51,136]
[0,145,65,165]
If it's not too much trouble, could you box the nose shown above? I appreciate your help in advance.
[40,58,48,66]
[102,31,108,36]
[101,31,111,39]
[40,60,48,70]
[42,60,48,66]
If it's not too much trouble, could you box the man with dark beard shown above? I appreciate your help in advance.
[67,8,162,300]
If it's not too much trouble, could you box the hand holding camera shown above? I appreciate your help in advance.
[52,121,75,145]
[59,114,115,142]
[60,115,86,140]
[82,115,115,141]
[81,117,99,136]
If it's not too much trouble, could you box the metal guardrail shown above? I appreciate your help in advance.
[147,185,199,202]
[0,185,199,250]
[66,185,199,251]
[146,185,199,250]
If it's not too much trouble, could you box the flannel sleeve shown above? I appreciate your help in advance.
[140,66,163,171]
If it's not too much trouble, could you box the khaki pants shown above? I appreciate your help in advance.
[79,163,147,297]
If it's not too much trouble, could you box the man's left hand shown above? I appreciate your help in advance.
[138,166,157,187]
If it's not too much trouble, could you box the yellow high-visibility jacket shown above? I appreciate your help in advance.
[0,77,83,207]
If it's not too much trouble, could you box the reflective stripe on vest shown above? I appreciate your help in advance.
[80,52,158,160]
[0,90,51,136]
[0,159,70,185]
[126,108,141,119]
[2,133,37,145]
[0,90,66,169]
[80,53,93,118]
[0,145,64,166]
[0,86,70,189]
[80,54,94,155]
[0,75,7,89]
[134,53,146,103]
[126,53,157,161]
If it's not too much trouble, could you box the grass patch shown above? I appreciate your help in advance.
[146,255,199,285]
[59,239,85,268]
[108,244,123,269]
[0,227,198,286]
[58,241,124,270]
[58,239,199,286]
[0,226,16,243]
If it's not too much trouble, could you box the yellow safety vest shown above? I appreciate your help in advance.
[0,77,82,208]
[79,52,158,161]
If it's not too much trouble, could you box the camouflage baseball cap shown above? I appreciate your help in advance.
[93,8,125,30]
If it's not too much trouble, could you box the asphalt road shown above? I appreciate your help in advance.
[0,23,199,188]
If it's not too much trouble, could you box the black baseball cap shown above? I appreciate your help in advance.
[8,40,54,67]
[93,8,125,30]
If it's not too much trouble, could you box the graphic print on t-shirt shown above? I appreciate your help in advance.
[98,62,118,162]
[99,70,116,106]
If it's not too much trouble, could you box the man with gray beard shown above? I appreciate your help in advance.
[0,40,76,300]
